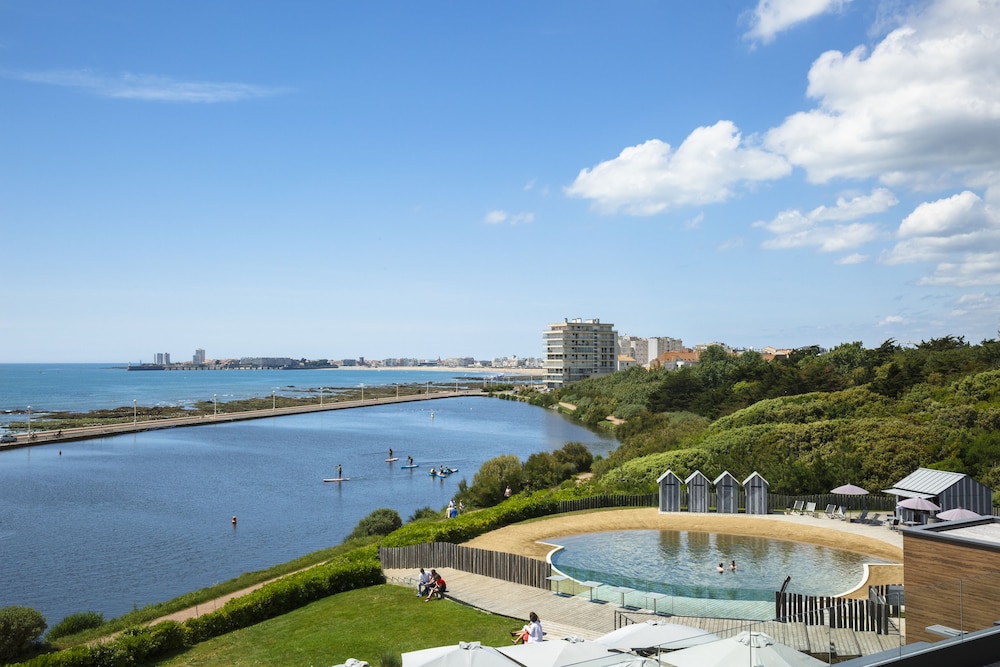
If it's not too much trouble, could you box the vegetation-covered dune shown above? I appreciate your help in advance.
[518,337,1000,502]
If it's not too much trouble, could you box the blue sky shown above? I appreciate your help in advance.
[2,0,999,363]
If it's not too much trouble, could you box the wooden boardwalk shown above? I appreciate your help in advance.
[385,568,904,659]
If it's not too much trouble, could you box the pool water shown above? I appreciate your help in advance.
[548,530,889,602]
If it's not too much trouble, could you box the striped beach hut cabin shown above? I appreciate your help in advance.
[657,469,683,512]
[743,471,770,514]
[714,470,740,513]
[686,470,710,513]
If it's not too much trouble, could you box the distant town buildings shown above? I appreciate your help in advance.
[617,335,684,367]
[193,348,206,365]
[543,318,618,388]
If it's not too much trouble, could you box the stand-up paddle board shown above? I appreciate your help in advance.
[385,457,400,462]
[323,477,350,482]
[401,464,419,469]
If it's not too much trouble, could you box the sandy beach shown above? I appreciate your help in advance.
[321,365,545,375]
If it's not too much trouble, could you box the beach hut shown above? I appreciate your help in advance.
[713,471,739,514]
[686,470,710,513]
[883,468,994,520]
[743,472,770,515]
[657,470,683,512]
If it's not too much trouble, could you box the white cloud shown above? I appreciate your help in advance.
[7,68,286,103]
[881,189,1000,285]
[483,210,534,225]
[765,0,1000,187]
[879,315,905,326]
[565,121,789,215]
[745,0,852,45]
[683,212,705,230]
[836,253,868,264]
[754,188,893,252]
[484,210,508,224]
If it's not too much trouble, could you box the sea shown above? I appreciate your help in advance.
[0,364,616,626]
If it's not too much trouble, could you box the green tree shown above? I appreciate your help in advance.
[463,455,524,507]
[0,605,46,663]
[347,508,402,540]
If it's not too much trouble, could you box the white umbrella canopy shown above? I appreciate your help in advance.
[830,484,868,495]
[497,637,618,667]
[595,621,719,652]
[661,631,826,667]
[403,643,522,667]
[936,507,981,521]
[897,497,941,512]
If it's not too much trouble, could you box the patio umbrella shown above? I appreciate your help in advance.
[830,484,868,496]
[498,637,618,667]
[897,497,941,512]
[595,621,719,652]
[403,642,522,667]
[936,507,981,521]
[661,631,825,667]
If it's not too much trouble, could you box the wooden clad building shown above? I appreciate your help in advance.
[883,468,994,521]
[903,517,1000,644]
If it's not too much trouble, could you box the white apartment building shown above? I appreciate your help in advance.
[544,318,617,388]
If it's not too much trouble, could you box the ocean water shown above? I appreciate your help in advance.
[0,366,614,626]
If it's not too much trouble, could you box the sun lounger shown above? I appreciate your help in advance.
[789,500,804,515]
[854,509,869,524]
[833,506,846,520]
[824,504,837,518]
[865,512,881,525]
[804,501,817,517]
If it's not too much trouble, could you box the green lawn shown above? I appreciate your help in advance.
[151,585,522,667]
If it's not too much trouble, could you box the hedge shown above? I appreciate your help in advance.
[15,547,383,667]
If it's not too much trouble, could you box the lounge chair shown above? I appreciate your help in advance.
[854,509,869,524]
[865,512,882,525]
[824,504,837,518]
[789,500,804,515]
[804,501,817,517]
[833,506,846,520]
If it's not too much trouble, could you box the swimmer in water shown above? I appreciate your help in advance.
[717,562,725,573]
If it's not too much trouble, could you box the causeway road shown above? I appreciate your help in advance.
[1,389,486,451]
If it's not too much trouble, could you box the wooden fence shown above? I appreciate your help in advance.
[775,587,897,634]
[556,494,657,513]
[554,492,898,514]
[379,542,552,589]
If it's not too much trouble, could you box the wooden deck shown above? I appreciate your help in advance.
[384,568,904,659]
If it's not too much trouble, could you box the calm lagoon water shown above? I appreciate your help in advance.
[549,530,890,601]
[0,395,615,626]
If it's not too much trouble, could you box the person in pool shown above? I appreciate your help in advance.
[730,560,737,572]
[717,562,725,573]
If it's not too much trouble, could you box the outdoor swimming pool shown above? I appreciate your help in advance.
[548,530,890,603]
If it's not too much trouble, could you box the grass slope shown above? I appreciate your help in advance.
[151,585,520,667]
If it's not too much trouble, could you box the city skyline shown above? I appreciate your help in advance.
[2,1,999,363]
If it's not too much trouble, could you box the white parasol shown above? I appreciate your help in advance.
[897,497,941,512]
[661,631,826,667]
[595,621,718,652]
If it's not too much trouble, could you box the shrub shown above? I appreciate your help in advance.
[45,611,104,641]
[348,508,403,540]
[0,605,47,663]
